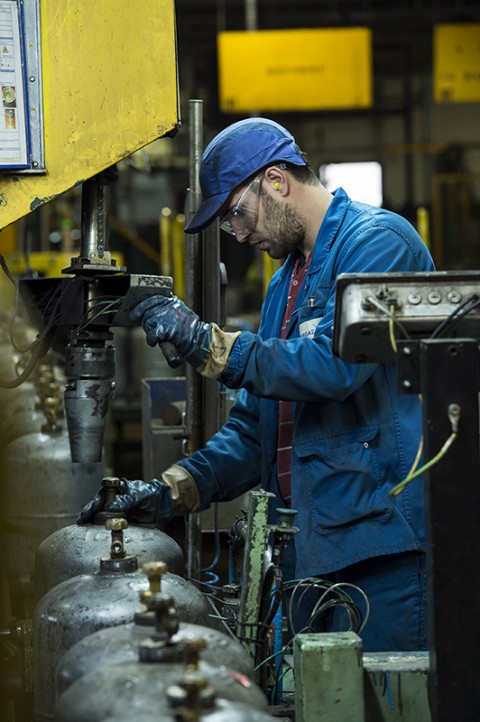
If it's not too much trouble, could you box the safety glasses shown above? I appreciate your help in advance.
[219,173,263,237]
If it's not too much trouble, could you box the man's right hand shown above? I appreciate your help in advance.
[77,478,174,525]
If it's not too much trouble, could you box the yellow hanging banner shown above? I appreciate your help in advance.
[218,27,372,113]
[434,24,480,103]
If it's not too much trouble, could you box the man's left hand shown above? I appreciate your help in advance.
[130,295,240,379]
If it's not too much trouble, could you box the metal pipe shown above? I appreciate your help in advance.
[79,166,117,261]
[245,0,258,31]
[184,99,204,581]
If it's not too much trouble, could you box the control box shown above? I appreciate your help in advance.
[332,271,480,363]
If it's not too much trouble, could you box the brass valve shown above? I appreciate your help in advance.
[140,561,168,599]
[179,637,207,672]
[102,476,123,506]
[146,591,179,641]
[99,517,137,573]
[105,517,128,558]
[166,670,215,721]
[93,477,125,525]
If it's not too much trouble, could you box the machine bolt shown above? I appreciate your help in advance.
[427,291,442,304]
[407,293,422,305]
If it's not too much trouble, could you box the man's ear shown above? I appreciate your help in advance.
[264,166,288,195]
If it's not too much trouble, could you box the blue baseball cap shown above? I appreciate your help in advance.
[184,118,308,235]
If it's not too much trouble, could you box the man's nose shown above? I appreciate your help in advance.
[235,229,250,243]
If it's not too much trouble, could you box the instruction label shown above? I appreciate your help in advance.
[0,0,28,167]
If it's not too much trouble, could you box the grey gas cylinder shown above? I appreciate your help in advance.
[2,428,103,617]
[33,477,186,601]
[96,711,276,722]
[32,526,212,722]
[96,701,278,722]
[56,607,253,697]
[52,629,268,722]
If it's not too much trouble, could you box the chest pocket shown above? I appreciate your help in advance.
[292,282,330,337]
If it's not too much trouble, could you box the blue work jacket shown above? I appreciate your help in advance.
[178,188,436,578]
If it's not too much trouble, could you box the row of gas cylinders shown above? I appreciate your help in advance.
[0,321,182,620]
[0,324,277,720]
[30,494,278,722]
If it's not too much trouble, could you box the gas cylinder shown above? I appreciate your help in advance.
[56,581,253,697]
[0,363,64,444]
[2,405,103,617]
[33,522,213,722]
[33,476,185,601]
[52,596,268,722]
[54,668,276,722]
[96,702,278,722]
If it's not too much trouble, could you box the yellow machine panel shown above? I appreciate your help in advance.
[0,0,179,229]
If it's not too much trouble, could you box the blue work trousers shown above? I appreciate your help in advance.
[284,551,427,653]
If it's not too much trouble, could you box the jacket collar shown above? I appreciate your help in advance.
[309,187,351,272]
[272,187,351,286]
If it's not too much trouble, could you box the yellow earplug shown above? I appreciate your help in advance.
[274,182,280,191]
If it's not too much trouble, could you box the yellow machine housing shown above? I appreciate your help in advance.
[0,0,179,230]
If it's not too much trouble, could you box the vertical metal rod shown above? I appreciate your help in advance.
[202,221,225,442]
[245,0,258,31]
[184,99,204,580]
[79,167,116,260]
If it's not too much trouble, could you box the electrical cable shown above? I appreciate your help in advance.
[389,304,397,352]
[0,254,77,387]
[76,298,121,331]
[255,565,284,678]
[0,338,49,389]
[391,396,460,496]
[405,430,424,480]
[390,430,457,496]
[430,293,480,339]
[200,502,221,595]
[365,295,410,341]
[284,577,370,637]
[307,581,370,634]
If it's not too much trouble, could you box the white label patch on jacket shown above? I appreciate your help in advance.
[299,317,321,338]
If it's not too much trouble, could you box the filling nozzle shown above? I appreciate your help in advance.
[64,329,115,463]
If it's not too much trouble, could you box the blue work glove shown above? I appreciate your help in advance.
[77,478,173,525]
[130,295,240,379]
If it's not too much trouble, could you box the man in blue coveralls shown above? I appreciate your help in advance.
[80,118,435,652]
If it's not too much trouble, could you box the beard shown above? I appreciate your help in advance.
[257,191,307,259]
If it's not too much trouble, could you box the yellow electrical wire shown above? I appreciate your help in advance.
[390,431,457,496]
[389,304,397,352]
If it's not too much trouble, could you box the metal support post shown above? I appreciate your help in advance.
[294,632,364,722]
[236,490,274,660]
[419,339,480,722]
[184,99,204,581]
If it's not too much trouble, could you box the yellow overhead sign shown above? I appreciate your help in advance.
[434,24,480,103]
[218,28,372,113]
